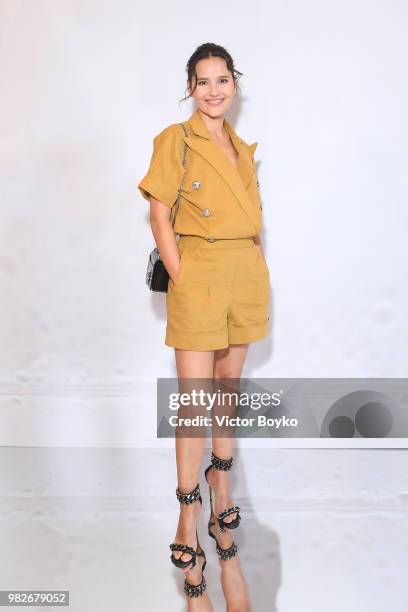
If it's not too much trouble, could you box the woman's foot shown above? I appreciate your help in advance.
[171,491,202,572]
[208,508,236,552]
[205,464,238,527]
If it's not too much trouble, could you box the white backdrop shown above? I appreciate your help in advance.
[1,0,407,447]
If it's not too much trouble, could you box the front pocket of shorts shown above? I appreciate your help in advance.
[167,280,211,333]
[169,248,187,289]
[166,250,215,333]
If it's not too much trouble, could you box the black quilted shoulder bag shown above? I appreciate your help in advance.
[146,122,189,292]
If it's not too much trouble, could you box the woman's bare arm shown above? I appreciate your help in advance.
[149,197,181,284]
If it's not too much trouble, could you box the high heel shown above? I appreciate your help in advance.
[204,452,240,561]
[169,483,202,571]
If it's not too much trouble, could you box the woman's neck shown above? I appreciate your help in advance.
[197,109,226,139]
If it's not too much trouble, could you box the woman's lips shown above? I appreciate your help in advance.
[205,99,224,106]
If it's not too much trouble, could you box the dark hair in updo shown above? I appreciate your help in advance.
[179,42,243,104]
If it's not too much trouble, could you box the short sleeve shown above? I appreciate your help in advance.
[138,124,185,208]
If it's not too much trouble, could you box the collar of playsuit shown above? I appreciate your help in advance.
[183,109,260,232]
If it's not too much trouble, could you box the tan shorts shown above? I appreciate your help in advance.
[165,236,270,351]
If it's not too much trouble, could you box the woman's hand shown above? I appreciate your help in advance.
[149,197,180,283]
[171,260,182,285]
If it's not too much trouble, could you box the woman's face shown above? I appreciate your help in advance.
[188,56,236,119]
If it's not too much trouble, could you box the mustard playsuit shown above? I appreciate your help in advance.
[138,109,270,351]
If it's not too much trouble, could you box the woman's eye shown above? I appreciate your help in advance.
[197,79,229,86]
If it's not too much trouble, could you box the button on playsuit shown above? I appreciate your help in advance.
[138,109,270,351]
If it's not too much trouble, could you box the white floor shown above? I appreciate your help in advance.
[0,448,407,611]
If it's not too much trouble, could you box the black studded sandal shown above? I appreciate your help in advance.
[205,452,241,533]
[204,452,240,562]
[210,535,238,562]
[183,545,208,598]
[169,482,203,571]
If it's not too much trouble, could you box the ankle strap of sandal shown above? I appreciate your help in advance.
[211,451,233,471]
[176,482,201,504]
[184,574,207,598]
[216,541,238,561]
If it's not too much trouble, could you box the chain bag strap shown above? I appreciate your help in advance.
[146,122,189,292]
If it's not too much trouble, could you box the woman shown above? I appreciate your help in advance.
[138,43,270,611]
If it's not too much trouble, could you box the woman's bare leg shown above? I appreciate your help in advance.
[208,343,251,611]
[172,349,214,611]
[209,344,248,524]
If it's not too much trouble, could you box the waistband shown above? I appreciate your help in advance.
[177,235,255,250]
